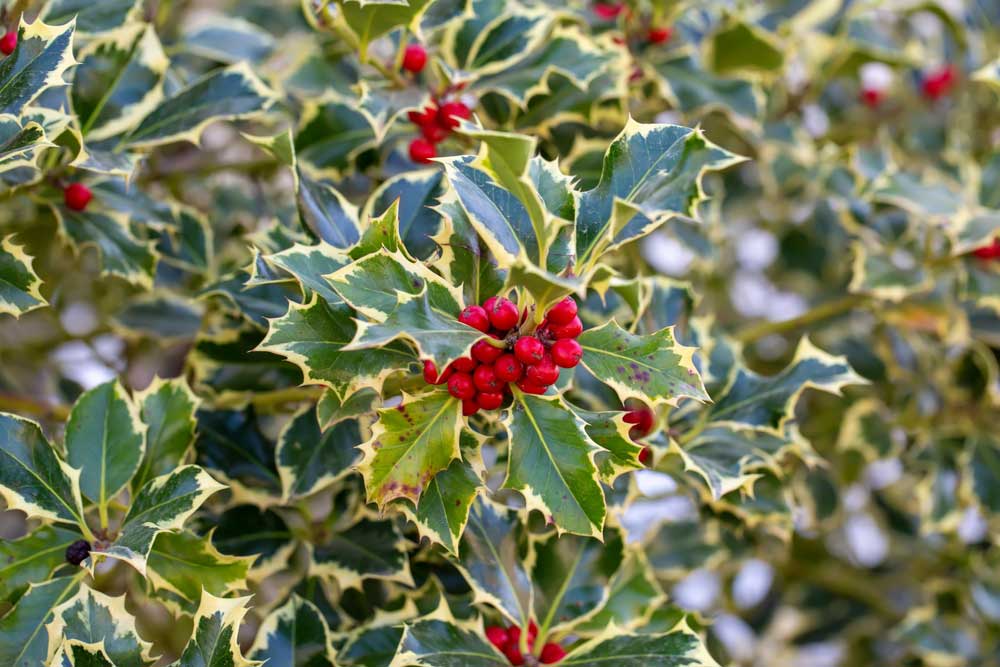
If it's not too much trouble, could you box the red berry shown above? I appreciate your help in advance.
[409,138,436,164]
[548,316,582,339]
[516,379,547,395]
[407,106,437,126]
[472,338,504,363]
[486,626,508,651]
[438,101,471,129]
[527,622,538,642]
[420,122,449,143]
[64,183,93,212]
[477,391,504,410]
[423,359,439,384]
[0,30,16,56]
[648,26,672,44]
[624,408,654,437]
[452,356,477,373]
[972,238,1000,260]
[462,399,479,416]
[493,354,523,383]
[921,65,956,100]
[483,296,498,311]
[473,364,503,392]
[550,339,582,368]
[593,2,625,20]
[459,305,491,332]
[448,373,476,400]
[540,642,568,664]
[514,336,545,365]
[546,297,578,326]
[638,446,652,465]
[526,355,559,386]
[504,645,525,666]
[402,44,427,73]
[488,297,520,331]
[860,88,883,108]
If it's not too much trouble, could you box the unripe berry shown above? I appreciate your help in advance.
[0,30,16,56]
[648,26,672,44]
[409,138,436,164]
[402,43,427,73]
[65,539,91,566]
[64,183,93,212]
[548,315,582,339]
[516,379,547,395]
[493,354,523,382]
[448,373,476,400]
[438,101,471,129]
[477,391,504,410]
[540,642,568,664]
[472,338,504,363]
[550,339,582,368]
[473,364,503,392]
[546,296,578,325]
[488,297,519,330]
[452,356,477,373]
[462,399,479,416]
[485,626,508,651]
[514,336,545,365]
[526,355,559,386]
[459,305,491,332]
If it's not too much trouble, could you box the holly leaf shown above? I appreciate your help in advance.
[210,505,295,580]
[101,465,225,574]
[65,379,146,512]
[316,386,378,431]
[132,377,199,492]
[48,585,154,667]
[452,499,532,627]
[352,199,405,259]
[53,207,158,289]
[706,338,866,433]
[576,549,666,632]
[849,239,932,302]
[0,525,82,602]
[970,435,1000,515]
[175,592,256,667]
[652,54,761,120]
[431,198,506,306]
[363,169,445,260]
[403,457,484,555]
[359,389,462,507]
[334,0,432,59]
[0,236,47,317]
[503,392,606,538]
[0,20,76,116]
[578,321,707,407]
[678,424,797,499]
[195,409,281,503]
[298,174,363,248]
[390,616,508,667]
[52,640,117,667]
[295,101,376,177]
[561,625,720,666]
[262,242,350,306]
[248,595,336,667]
[41,0,142,35]
[127,63,276,147]
[0,413,87,528]
[0,575,82,667]
[146,531,254,612]
[311,516,412,590]
[0,116,47,175]
[277,405,362,500]
[570,406,644,482]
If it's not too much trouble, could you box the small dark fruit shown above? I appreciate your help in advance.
[65,539,91,566]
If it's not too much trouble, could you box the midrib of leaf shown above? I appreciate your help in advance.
[98,392,112,527]
[11,572,84,665]
[126,480,205,527]
[538,542,587,639]
[466,511,528,624]
[0,447,85,527]
[80,32,141,136]
[516,393,582,519]
[0,35,62,106]
[0,541,70,576]
[376,396,455,488]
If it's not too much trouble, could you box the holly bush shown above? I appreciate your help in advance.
[0,0,998,665]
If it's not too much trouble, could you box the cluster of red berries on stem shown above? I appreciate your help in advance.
[423,295,583,415]
[624,405,655,465]
[0,29,16,56]
[64,183,93,212]
[486,622,566,665]
[407,97,472,164]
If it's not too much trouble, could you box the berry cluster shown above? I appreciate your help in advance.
[0,30,16,56]
[64,182,93,212]
[624,406,654,465]
[423,296,583,415]
[65,539,91,566]
[594,3,672,45]
[486,622,566,665]
[407,98,472,164]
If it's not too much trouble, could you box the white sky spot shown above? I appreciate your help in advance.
[673,568,719,611]
[860,62,894,91]
[642,233,695,276]
[733,558,774,609]
[60,301,99,336]
[845,513,888,567]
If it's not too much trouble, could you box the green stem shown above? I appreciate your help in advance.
[733,294,867,344]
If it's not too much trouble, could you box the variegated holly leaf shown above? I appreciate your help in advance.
[0,20,76,117]
[352,199,405,259]
[311,516,412,590]
[652,54,761,120]
[127,63,276,148]
[182,15,276,64]
[339,624,405,667]
[295,101,376,177]
[47,585,154,667]
[175,592,256,667]
[390,617,508,667]
[146,531,253,612]
[298,174,363,248]
[0,575,83,667]
[332,0,432,59]
[41,0,142,35]
[0,413,87,529]
[0,116,47,175]
[132,377,199,492]
[262,242,350,306]
[328,249,462,322]
[0,235,47,317]
[277,405,362,500]
[363,169,445,260]
[576,549,666,633]
[53,206,158,288]
[575,119,744,268]
[431,197,507,306]
[560,625,719,667]
[248,595,336,667]
[0,525,82,602]
[848,239,932,301]
[404,456,483,555]
[964,257,1000,314]
[65,379,146,515]
[101,465,225,574]
[708,19,784,75]
[210,505,295,580]
[52,640,117,667]
[316,386,379,430]
[72,24,168,142]
[578,321,707,408]
[503,391,605,538]
[359,389,462,507]
[258,296,416,402]
[452,499,532,627]
[195,409,281,502]
[706,338,865,433]
[677,424,794,499]
[532,527,624,636]
[570,406,644,482]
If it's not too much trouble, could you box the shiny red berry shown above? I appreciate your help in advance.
[474,364,503,392]
[550,339,582,368]
[452,356,477,373]
[504,645,525,666]
[921,64,956,100]
[402,44,427,73]
[546,297,577,325]
[493,354,523,382]
[526,355,559,386]
[462,399,479,416]
[438,101,471,129]
[516,379,547,395]
[860,88,883,108]
[423,359,439,384]
[477,391,504,410]
[638,446,652,465]
[448,373,476,400]
[64,183,93,212]
[514,336,545,365]
[421,122,449,143]
[407,106,437,126]
[548,315,582,339]
[488,297,519,331]
[0,30,16,56]
[485,626,508,651]
[472,338,504,363]
[409,138,436,164]
[624,408,654,437]
[648,26,672,44]
[540,642,567,664]
[972,238,1000,260]
[593,2,625,20]
[459,305,491,332]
